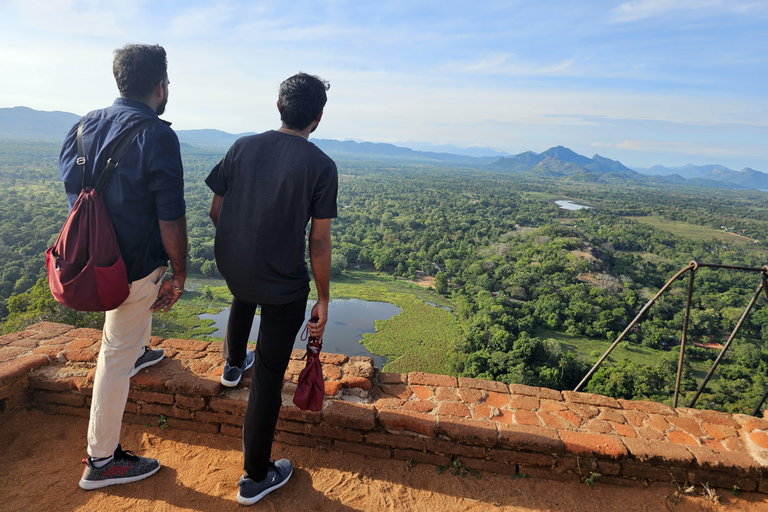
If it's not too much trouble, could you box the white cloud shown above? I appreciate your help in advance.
[610,0,767,22]
[443,53,576,77]
[613,139,741,156]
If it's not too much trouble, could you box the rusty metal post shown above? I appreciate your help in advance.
[752,384,768,417]
[674,262,697,408]
[688,277,766,408]
[574,264,694,392]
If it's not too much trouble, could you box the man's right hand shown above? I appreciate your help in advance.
[151,274,185,312]
[308,301,328,339]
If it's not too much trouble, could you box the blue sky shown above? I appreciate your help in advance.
[0,0,766,170]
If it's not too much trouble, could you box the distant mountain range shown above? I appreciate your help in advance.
[1,106,766,191]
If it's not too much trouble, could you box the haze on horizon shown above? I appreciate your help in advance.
[0,0,766,171]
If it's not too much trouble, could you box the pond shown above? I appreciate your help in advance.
[199,298,401,369]
[555,200,591,210]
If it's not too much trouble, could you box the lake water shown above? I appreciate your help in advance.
[555,200,591,210]
[199,299,401,369]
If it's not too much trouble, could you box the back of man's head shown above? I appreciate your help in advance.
[113,44,167,100]
[278,73,330,130]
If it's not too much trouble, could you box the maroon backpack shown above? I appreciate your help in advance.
[293,320,325,411]
[46,119,154,311]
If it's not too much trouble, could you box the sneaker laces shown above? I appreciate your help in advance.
[113,445,140,462]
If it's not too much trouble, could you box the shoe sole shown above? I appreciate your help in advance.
[220,356,255,387]
[79,463,161,490]
[130,351,164,378]
[237,467,293,505]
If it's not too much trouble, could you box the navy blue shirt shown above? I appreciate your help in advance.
[59,98,185,281]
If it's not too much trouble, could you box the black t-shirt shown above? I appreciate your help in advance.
[205,130,338,304]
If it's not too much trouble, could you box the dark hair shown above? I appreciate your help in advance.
[112,44,167,99]
[278,73,330,130]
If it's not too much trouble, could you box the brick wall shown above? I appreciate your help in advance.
[2,322,768,492]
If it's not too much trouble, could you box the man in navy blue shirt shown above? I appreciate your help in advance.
[59,44,187,490]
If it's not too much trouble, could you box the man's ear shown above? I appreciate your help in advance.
[315,110,323,124]
[154,80,165,99]
[276,100,281,113]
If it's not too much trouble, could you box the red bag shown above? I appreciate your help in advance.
[47,119,153,312]
[293,321,325,411]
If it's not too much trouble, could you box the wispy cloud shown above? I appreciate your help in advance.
[611,0,768,22]
[442,53,576,77]
[594,139,743,157]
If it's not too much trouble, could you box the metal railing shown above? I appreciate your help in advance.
[573,261,768,416]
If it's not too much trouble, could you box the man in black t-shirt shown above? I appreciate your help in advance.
[206,73,337,506]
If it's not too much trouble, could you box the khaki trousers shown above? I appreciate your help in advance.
[87,266,166,458]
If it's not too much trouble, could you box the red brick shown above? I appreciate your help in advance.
[472,403,497,420]
[687,469,758,492]
[379,372,406,384]
[166,417,220,434]
[318,353,348,365]
[58,405,90,418]
[489,449,554,467]
[64,338,98,351]
[0,331,35,346]
[175,395,206,409]
[458,387,484,404]
[509,384,562,401]
[279,405,322,424]
[569,403,600,419]
[618,399,675,416]
[166,371,221,397]
[436,402,469,418]
[324,381,342,396]
[308,424,364,442]
[461,457,517,475]
[621,460,685,482]
[28,368,77,392]
[375,397,403,409]
[9,339,38,349]
[366,432,424,451]
[33,391,85,407]
[584,419,613,434]
[435,386,459,402]
[61,349,97,363]
[666,416,704,437]
[700,438,725,451]
[66,328,102,339]
[378,410,436,437]
[458,377,508,393]
[644,414,670,433]
[408,372,457,388]
[538,411,572,429]
[161,339,209,352]
[742,416,768,433]
[274,431,332,450]
[323,401,376,430]
[403,400,435,413]
[723,436,745,451]
[485,392,510,409]
[25,322,74,336]
[0,354,49,386]
[437,417,498,447]
[72,377,92,395]
[128,389,175,405]
[0,380,27,401]
[560,431,628,459]
[187,359,213,374]
[335,441,391,459]
[701,422,736,440]
[380,384,412,399]
[598,408,625,424]
[323,365,342,381]
[749,431,768,449]
[676,407,738,427]
[195,410,243,426]
[611,422,636,438]
[667,429,698,446]
[621,437,694,467]
[539,400,567,412]
[424,438,486,459]
[622,409,648,428]
[554,410,583,428]
[221,423,241,437]
[635,426,665,441]
[341,375,371,390]
[411,385,435,400]
[514,410,541,426]
[123,413,161,427]
[393,449,451,467]
[32,344,66,359]
[141,403,194,420]
[562,391,620,408]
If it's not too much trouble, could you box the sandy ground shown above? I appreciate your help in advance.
[1,410,767,512]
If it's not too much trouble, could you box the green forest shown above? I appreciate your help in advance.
[3,138,768,415]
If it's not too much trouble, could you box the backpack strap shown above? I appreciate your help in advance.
[76,120,86,189]
[94,119,156,193]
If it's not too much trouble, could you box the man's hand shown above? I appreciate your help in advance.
[151,274,185,312]
[308,301,328,339]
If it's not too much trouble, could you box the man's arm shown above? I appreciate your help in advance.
[308,217,332,338]
[151,215,188,312]
[209,194,223,227]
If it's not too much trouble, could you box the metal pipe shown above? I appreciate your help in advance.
[674,262,697,408]
[695,263,768,273]
[752,384,768,417]
[688,278,765,408]
[574,264,694,392]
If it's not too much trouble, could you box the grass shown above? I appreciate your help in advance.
[151,269,461,375]
[536,328,663,367]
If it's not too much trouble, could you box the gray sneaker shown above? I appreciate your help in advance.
[130,346,164,377]
[79,444,161,490]
[237,459,293,505]
[221,349,255,387]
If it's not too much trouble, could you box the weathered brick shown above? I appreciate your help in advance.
[0,347,28,361]
[308,424,365,442]
[621,437,694,467]
[687,469,758,492]
[424,438,486,458]
[25,322,74,337]
[458,377,509,394]
[611,422,636,438]
[323,365,342,381]
[274,431,332,450]
[563,391,620,408]
[166,371,221,397]
[174,394,206,409]
[319,353,348,365]
[187,359,214,375]
[435,386,460,402]
[0,331,35,346]
[141,403,194,420]
[0,380,26,401]
[379,372,406,384]
[195,410,244,426]
[667,429,698,446]
[0,354,49,386]
[472,403,498,420]
[221,423,241,437]
[538,411,573,429]
[161,339,209,352]
[460,457,517,475]
[436,401,469,418]
[381,384,413,400]
[740,415,768,433]
[584,419,613,434]
[569,403,600,419]
[622,409,648,428]
[324,401,376,430]
[408,372,457,388]
[393,449,450,467]
[514,410,541,426]
[58,405,90,418]
[66,328,102,339]
[403,400,435,413]
[489,449,554,467]
[686,445,762,474]
[33,391,85,407]
[539,400,567,412]
[411,385,435,400]
[635,426,665,441]
[666,416,704,437]
[335,441,392,459]
[509,384,562,401]
[123,413,161,427]
[280,405,323,424]
[554,410,583,428]
[458,387,484,404]
[32,344,66,359]
[378,410,436,437]
[166,417,220,434]
[324,381,342,396]
[519,465,579,482]
[644,414,670,433]
[621,460,685,482]
[128,390,175,405]
[64,338,98,351]
[485,392,511,409]
[9,338,39,349]
[375,397,404,409]
[749,431,768,449]
[598,408,625,424]
[61,349,98,363]
[701,422,737,440]
[617,399,676,416]
[437,417,498,447]
[722,436,745,452]
[276,419,308,435]
[367,432,425,451]
[560,431,628,459]
[341,375,372,390]
[676,407,739,428]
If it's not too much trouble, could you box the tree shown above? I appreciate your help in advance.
[434,272,449,295]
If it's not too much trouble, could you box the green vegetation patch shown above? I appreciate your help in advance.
[627,216,766,253]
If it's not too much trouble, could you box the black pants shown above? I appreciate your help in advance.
[223,295,308,481]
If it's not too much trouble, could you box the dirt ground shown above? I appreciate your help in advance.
[1,410,767,512]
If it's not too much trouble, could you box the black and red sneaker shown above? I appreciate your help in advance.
[79,444,161,490]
